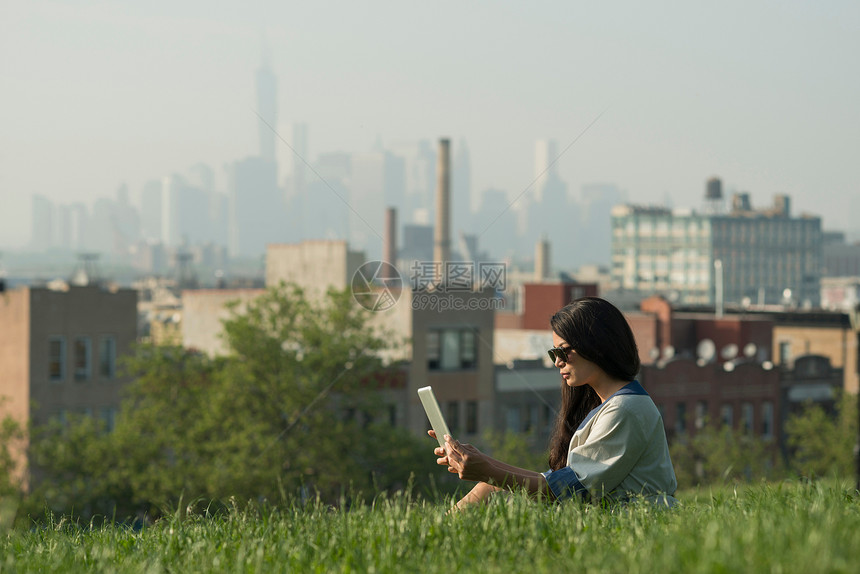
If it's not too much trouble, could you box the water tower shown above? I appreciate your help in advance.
[704,177,724,214]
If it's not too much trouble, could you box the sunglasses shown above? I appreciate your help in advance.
[547,345,574,363]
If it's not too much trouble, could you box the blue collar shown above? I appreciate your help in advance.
[576,380,648,431]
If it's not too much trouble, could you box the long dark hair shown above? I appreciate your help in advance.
[547,297,641,470]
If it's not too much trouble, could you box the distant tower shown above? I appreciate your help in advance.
[384,207,397,271]
[452,139,472,236]
[534,139,558,203]
[434,139,451,283]
[256,45,277,162]
[161,175,179,247]
[31,194,55,251]
[704,177,724,214]
[535,237,551,282]
[292,123,309,195]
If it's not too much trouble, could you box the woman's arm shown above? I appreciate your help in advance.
[453,482,504,510]
[447,436,554,497]
[430,430,554,499]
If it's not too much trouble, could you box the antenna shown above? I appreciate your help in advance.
[696,339,716,366]
[721,344,738,361]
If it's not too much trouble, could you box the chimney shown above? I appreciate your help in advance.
[535,237,550,282]
[434,138,451,284]
[384,207,397,276]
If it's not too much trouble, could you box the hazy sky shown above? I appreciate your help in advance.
[2,1,859,248]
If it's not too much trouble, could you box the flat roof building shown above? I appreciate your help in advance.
[611,191,821,307]
[0,284,137,487]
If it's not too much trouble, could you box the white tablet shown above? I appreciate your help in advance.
[417,386,450,449]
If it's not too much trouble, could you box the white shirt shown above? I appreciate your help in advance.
[542,381,677,504]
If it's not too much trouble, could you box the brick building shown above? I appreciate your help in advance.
[639,359,781,443]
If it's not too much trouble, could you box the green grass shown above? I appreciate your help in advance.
[2,481,860,573]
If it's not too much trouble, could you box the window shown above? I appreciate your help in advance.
[778,341,792,364]
[720,404,733,429]
[762,402,774,439]
[741,402,754,434]
[446,401,460,435]
[427,331,440,370]
[427,328,478,371]
[506,406,520,432]
[441,331,461,370]
[73,337,91,381]
[460,330,476,369]
[695,401,708,430]
[543,404,553,433]
[100,407,117,432]
[466,401,478,434]
[525,404,540,433]
[99,336,116,380]
[675,403,687,435]
[49,336,66,381]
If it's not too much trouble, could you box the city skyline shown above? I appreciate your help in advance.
[2,1,859,250]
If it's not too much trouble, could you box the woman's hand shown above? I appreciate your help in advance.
[428,430,552,499]
[429,431,493,482]
[428,430,452,471]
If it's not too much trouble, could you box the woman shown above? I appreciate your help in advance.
[431,297,677,508]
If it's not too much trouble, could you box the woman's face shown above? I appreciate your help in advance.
[552,331,602,388]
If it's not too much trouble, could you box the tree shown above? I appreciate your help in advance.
[478,428,549,474]
[24,283,439,519]
[785,392,857,479]
[0,410,25,499]
[669,425,783,488]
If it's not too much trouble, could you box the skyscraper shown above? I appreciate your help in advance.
[256,49,278,163]
[580,183,624,266]
[348,151,406,259]
[290,123,309,197]
[226,51,285,258]
[161,175,210,248]
[518,139,577,269]
[533,139,557,204]
[228,157,281,257]
[389,140,435,224]
[30,195,54,251]
[140,180,162,242]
